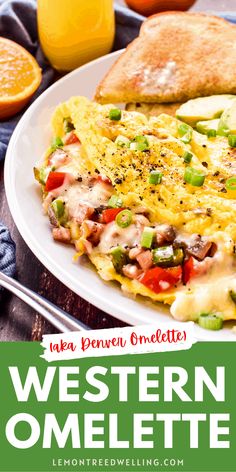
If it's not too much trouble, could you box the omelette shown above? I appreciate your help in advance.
[34,96,236,330]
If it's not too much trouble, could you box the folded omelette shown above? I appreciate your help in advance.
[34,96,236,328]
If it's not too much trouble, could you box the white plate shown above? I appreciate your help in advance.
[5,50,236,341]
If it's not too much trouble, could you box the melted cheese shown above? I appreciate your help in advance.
[97,222,142,254]
[64,181,112,214]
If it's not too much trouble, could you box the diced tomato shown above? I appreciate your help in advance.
[64,132,80,145]
[45,172,67,192]
[102,208,124,224]
[97,175,112,185]
[138,266,182,294]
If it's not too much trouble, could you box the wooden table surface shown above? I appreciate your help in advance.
[0,0,235,341]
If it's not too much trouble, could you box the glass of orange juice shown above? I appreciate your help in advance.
[37,0,115,72]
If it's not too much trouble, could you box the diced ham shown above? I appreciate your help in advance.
[122,264,142,279]
[72,205,95,224]
[52,227,71,243]
[81,220,104,245]
[129,246,143,260]
[136,250,153,270]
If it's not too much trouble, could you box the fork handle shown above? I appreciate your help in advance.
[0,271,89,333]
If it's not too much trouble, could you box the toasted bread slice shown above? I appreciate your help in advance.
[95,12,236,104]
[126,102,180,117]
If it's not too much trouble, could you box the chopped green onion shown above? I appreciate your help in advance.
[149,170,163,185]
[178,123,193,144]
[115,135,130,148]
[33,167,40,181]
[51,199,65,220]
[226,177,236,191]
[110,246,127,273]
[229,290,236,304]
[109,108,122,121]
[152,245,174,267]
[34,166,50,185]
[217,126,229,137]
[108,195,123,208]
[183,151,193,164]
[141,227,155,249]
[116,209,132,228]
[207,129,216,138]
[63,118,74,134]
[228,134,236,147]
[198,313,223,331]
[131,135,149,151]
[39,167,50,185]
[51,136,63,151]
[172,248,184,266]
[184,167,206,187]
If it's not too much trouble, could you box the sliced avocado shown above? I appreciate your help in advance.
[176,95,236,126]
[218,99,236,136]
[196,119,219,136]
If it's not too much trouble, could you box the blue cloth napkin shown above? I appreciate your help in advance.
[0,222,16,280]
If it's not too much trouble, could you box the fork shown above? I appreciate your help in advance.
[0,271,89,333]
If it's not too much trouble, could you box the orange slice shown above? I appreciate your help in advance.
[0,37,42,119]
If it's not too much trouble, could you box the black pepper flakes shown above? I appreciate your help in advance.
[206,208,212,216]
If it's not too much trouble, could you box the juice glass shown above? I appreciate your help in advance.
[37,0,115,72]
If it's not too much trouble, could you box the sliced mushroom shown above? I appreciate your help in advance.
[186,237,213,261]
[48,205,59,227]
[136,250,153,270]
[155,224,176,246]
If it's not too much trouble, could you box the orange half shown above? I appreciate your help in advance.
[0,37,42,119]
